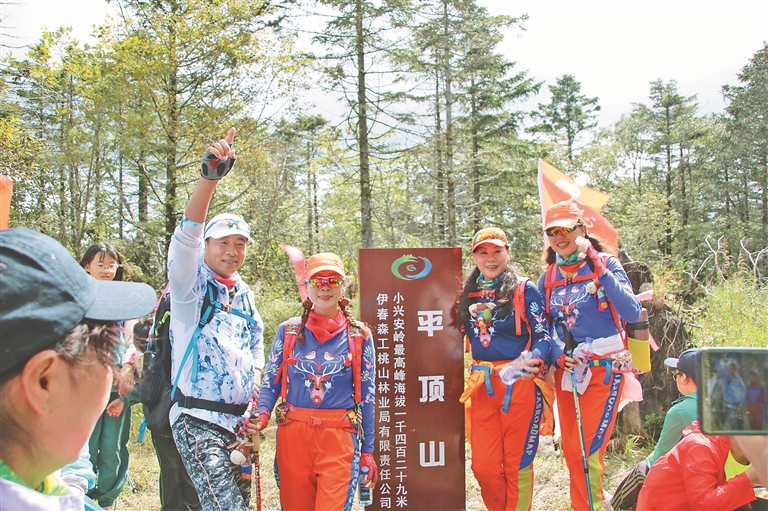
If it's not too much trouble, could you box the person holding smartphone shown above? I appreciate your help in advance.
[636,421,761,510]
[611,348,701,510]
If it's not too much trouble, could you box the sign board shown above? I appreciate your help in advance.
[359,248,465,511]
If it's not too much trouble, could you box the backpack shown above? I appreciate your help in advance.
[274,318,365,406]
[140,281,257,432]
[543,256,627,336]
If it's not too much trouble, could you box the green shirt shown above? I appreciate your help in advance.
[646,391,698,467]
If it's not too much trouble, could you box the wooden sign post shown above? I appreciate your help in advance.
[359,248,465,511]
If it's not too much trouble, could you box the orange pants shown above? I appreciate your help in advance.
[555,366,623,511]
[275,407,358,511]
[470,373,544,511]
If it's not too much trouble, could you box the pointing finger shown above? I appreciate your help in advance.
[208,143,224,160]
[218,139,234,158]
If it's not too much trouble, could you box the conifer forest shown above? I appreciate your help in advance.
[2,0,766,360]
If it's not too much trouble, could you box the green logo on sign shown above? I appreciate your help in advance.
[391,255,432,280]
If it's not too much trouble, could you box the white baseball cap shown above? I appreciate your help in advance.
[204,213,251,241]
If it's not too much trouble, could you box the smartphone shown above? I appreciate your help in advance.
[697,347,768,435]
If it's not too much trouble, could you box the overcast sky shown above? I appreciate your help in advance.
[490,0,768,125]
[1,0,766,127]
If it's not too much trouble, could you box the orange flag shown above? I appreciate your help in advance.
[280,243,307,303]
[0,175,12,230]
[538,160,618,254]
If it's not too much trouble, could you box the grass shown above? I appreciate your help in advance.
[117,407,651,511]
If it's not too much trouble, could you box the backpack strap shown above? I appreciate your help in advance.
[590,255,627,343]
[348,322,365,405]
[170,281,219,400]
[543,263,558,322]
[543,258,627,346]
[605,297,627,344]
[514,278,533,349]
[273,317,365,406]
[210,288,258,325]
[173,390,248,416]
[241,291,254,316]
[543,262,597,324]
[274,318,302,400]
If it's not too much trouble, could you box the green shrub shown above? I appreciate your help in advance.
[695,275,768,347]
[254,292,303,353]
[643,412,666,442]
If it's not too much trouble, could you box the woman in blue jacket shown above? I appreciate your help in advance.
[455,227,553,511]
[538,201,642,511]
[255,253,376,511]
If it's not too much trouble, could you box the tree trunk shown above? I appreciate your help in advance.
[679,145,688,227]
[433,73,445,246]
[664,106,673,256]
[312,168,319,250]
[621,401,644,436]
[619,256,690,439]
[164,22,179,260]
[470,84,481,235]
[135,157,150,274]
[442,0,456,246]
[138,158,148,225]
[356,0,373,248]
[118,151,124,239]
[307,140,316,254]
[762,149,767,243]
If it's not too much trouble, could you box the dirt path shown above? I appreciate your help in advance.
[120,413,646,510]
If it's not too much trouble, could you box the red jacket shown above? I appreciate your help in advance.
[637,421,755,510]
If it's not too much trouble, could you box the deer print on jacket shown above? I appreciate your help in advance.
[293,351,347,405]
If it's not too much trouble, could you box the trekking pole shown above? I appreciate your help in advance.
[556,318,595,511]
[251,412,262,511]
[126,473,139,494]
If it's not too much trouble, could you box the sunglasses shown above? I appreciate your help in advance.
[473,228,507,244]
[306,277,345,288]
[545,225,580,237]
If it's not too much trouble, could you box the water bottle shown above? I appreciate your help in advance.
[499,350,538,385]
[359,466,373,506]
[572,341,594,384]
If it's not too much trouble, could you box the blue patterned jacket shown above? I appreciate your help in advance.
[167,216,265,432]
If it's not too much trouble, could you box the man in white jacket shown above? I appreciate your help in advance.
[167,127,265,511]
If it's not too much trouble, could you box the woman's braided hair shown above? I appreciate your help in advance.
[339,298,371,337]
[295,299,313,346]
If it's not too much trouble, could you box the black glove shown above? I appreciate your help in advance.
[200,149,235,180]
